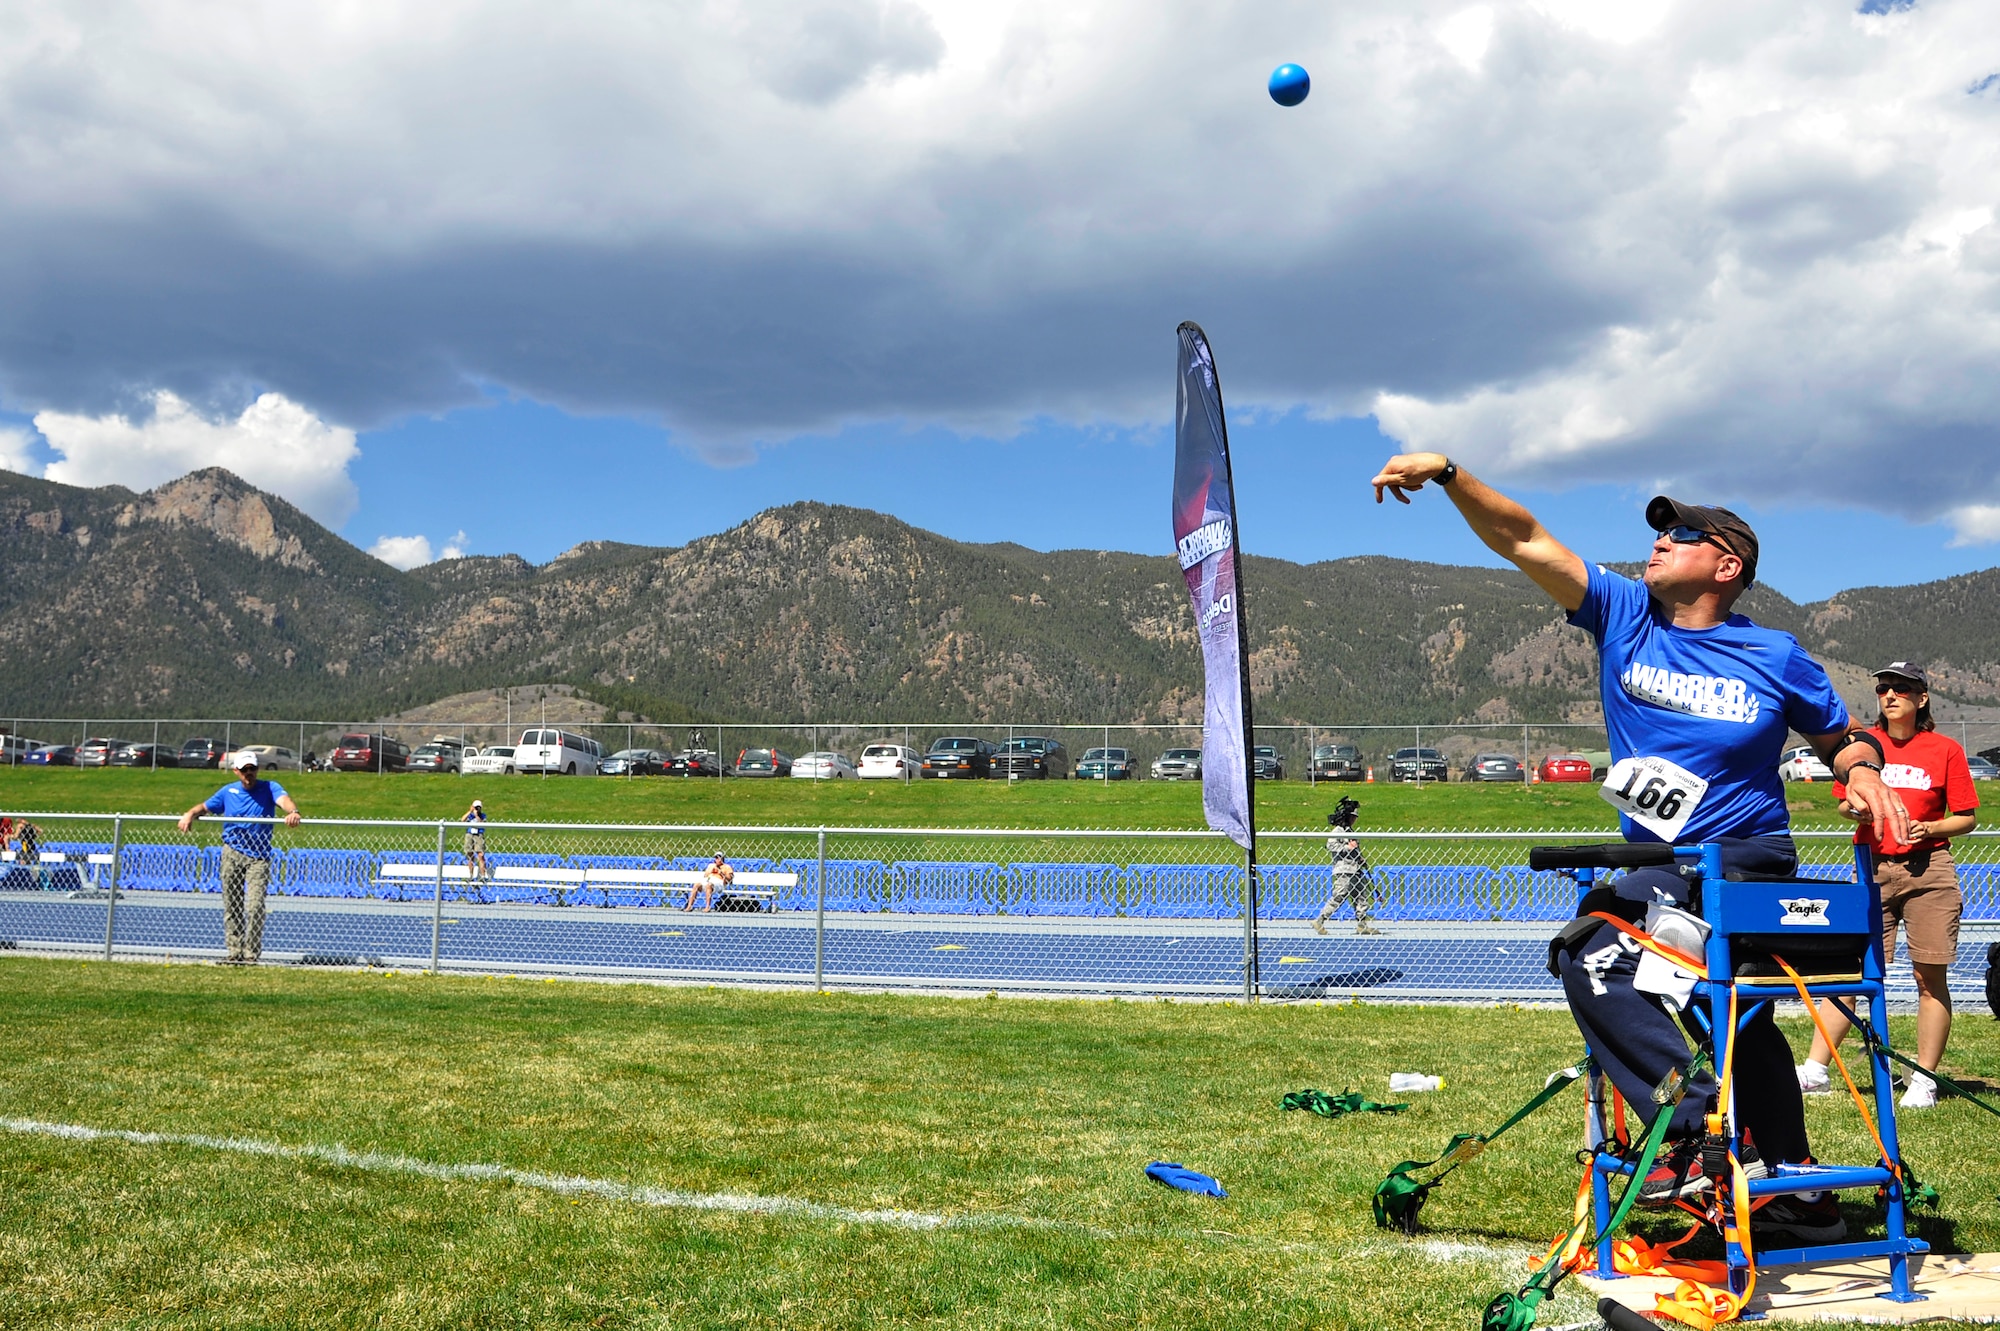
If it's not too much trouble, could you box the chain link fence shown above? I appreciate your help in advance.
[3,810,1997,1005]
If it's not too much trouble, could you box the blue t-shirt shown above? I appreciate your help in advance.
[203,779,289,857]
[1567,563,1845,843]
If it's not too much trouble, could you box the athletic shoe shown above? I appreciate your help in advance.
[1751,1193,1847,1245]
[1900,1073,1938,1110]
[1797,1061,1832,1094]
[1638,1141,1710,1207]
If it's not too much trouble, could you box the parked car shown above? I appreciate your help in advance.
[1778,745,1835,782]
[1578,750,1613,780]
[1389,746,1449,783]
[1075,747,1136,780]
[0,735,42,765]
[1970,755,2000,782]
[601,748,669,776]
[75,737,132,768]
[792,751,859,779]
[923,737,997,779]
[110,743,179,769]
[1151,748,1202,781]
[1310,743,1365,781]
[462,745,518,775]
[25,745,77,766]
[1251,745,1285,781]
[406,742,463,774]
[178,737,229,769]
[857,743,922,780]
[1464,753,1525,783]
[515,728,602,775]
[1537,754,1595,783]
[330,733,410,772]
[233,744,300,771]
[730,748,793,777]
[670,749,723,777]
[994,736,1068,779]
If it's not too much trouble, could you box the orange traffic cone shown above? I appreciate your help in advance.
[1365,766,1375,783]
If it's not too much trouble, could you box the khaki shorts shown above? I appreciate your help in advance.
[1878,846,1962,966]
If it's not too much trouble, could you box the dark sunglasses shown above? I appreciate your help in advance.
[1875,680,1925,697]
[1660,524,1731,553]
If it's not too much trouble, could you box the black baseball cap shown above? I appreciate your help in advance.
[1646,495,1760,588]
[1872,661,1931,689]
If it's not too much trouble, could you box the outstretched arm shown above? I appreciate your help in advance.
[1372,452,1588,611]
[1811,726,1913,846]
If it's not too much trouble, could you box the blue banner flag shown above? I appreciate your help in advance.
[1172,322,1255,852]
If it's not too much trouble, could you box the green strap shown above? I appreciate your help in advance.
[1282,1088,1408,1118]
[1837,1003,2000,1126]
[1371,1064,1585,1233]
[1484,1050,1707,1331]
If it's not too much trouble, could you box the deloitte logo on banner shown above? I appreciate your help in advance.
[1177,518,1232,570]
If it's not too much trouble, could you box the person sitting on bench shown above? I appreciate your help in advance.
[686,852,733,912]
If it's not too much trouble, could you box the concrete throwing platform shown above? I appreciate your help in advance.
[1584,1252,2000,1323]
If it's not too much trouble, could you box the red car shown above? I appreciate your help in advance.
[1537,754,1595,783]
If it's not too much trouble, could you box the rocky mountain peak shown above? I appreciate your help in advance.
[114,469,320,573]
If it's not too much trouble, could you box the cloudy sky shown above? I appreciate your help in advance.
[1,0,1996,598]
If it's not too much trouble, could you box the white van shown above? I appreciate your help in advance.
[857,742,921,780]
[516,729,603,775]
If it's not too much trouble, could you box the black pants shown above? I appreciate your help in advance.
[1554,836,1810,1164]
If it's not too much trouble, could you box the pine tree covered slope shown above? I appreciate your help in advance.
[3,467,1995,723]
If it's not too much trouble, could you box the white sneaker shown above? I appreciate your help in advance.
[1797,1062,1831,1094]
[1900,1074,1938,1110]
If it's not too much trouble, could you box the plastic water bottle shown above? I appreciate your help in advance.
[1389,1073,1443,1093]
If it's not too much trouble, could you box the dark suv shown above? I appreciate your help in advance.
[730,748,793,777]
[1251,745,1285,780]
[1311,743,1365,781]
[923,737,997,779]
[994,737,1068,779]
[331,733,410,772]
[1389,747,1449,783]
[178,737,230,769]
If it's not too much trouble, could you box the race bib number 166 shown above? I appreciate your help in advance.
[1599,756,1708,843]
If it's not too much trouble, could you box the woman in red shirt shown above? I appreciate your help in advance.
[1801,663,1978,1109]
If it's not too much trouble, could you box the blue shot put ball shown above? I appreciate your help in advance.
[1268,64,1310,107]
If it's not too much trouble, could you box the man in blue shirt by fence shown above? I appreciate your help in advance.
[178,752,303,964]
[1371,450,1907,1245]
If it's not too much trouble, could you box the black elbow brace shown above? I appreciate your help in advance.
[1838,730,1885,766]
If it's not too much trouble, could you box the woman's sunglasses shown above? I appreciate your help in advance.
[1875,680,1925,697]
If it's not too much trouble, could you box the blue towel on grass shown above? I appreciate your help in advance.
[1145,1161,1226,1197]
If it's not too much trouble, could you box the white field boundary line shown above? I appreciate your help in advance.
[0,1115,1573,1267]
[0,1116,1038,1233]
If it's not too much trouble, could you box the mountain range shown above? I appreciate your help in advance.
[5,467,2000,732]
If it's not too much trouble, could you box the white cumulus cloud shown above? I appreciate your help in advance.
[367,529,470,569]
[367,534,436,569]
[0,428,37,476]
[34,392,360,527]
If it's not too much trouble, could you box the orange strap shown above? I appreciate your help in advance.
[1653,987,1755,1330]
[1589,911,1709,976]
[1773,955,1899,1179]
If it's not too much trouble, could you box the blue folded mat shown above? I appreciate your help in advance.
[1145,1161,1226,1197]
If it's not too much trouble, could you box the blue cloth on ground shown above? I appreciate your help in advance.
[1145,1161,1226,1197]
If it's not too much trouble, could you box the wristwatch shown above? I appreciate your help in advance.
[1846,760,1884,778]
[1436,459,1459,486]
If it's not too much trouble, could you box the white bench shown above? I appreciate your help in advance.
[376,861,592,906]
[582,868,794,911]
[4,850,117,889]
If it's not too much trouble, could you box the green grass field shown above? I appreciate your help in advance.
[0,767,1850,832]
[1,959,1994,1330]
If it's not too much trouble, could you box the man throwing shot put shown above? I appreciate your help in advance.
[178,752,303,964]
[1371,451,1908,1246]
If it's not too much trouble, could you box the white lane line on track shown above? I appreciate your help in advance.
[0,1117,1042,1233]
